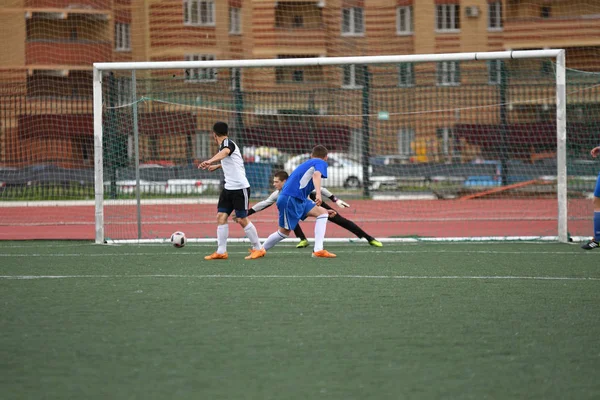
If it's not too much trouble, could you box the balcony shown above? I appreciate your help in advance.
[253,29,326,57]
[26,40,112,67]
[25,0,111,9]
[503,15,600,49]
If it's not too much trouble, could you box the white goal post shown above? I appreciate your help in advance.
[92,49,567,244]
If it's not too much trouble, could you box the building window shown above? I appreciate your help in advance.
[342,64,366,88]
[541,6,551,18]
[541,60,553,75]
[488,1,503,30]
[437,127,456,160]
[115,77,132,105]
[184,54,216,82]
[230,68,242,90]
[436,4,460,31]
[396,6,413,34]
[488,60,502,85]
[436,61,460,86]
[342,7,364,35]
[292,70,304,82]
[195,131,211,159]
[115,23,131,51]
[183,0,215,26]
[398,63,414,87]
[398,128,415,156]
[276,67,306,83]
[229,7,241,34]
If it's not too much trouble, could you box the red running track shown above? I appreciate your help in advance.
[0,199,593,240]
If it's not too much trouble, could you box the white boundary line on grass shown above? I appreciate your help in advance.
[0,249,596,257]
[1,274,599,281]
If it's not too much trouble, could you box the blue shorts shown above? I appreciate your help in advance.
[595,173,600,198]
[277,194,316,230]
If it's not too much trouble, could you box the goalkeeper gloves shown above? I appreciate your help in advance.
[329,195,350,208]
[335,199,350,208]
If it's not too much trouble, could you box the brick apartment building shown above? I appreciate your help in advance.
[1,0,599,167]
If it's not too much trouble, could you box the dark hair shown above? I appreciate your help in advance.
[273,170,289,181]
[311,145,328,159]
[213,121,228,136]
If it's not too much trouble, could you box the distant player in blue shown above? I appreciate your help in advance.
[581,145,600,250]
[260,145,337,258]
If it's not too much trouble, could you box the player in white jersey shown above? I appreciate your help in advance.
[198,122,264,260]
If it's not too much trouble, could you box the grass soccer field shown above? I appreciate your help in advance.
[1,241,600,399]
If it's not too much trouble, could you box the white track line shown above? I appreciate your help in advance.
[1,274,599,281]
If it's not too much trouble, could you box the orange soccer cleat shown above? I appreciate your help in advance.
[311,249,337,258]
[204,252,228,260]
[245,248,266,260]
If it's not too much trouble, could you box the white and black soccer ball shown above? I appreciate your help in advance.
[170,231,186,248]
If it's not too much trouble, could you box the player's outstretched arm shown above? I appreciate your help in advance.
[320,187,350,208]
[199,148,231,169]
[591,146,600,158]
[250,190,280,214]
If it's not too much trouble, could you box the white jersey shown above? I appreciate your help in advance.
[219,138,249,190]
[251,187,334,212]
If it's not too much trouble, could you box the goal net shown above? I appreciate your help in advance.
[90,49,590,244]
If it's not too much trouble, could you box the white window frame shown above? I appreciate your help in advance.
[195,131,211,159]
[398,63,414,87]
[229,6,241,34]
[488,1,503,31]
[437,127,455,158]
[184,54,217,82]
[115,77,132,106]
[342,64,365,89]
[115,23,131,52]
[436,61,460,86]
[435,4,460,32]
[396,5,413,35]
[488,60,502,85]
[398,128,415,156]
[230,67,242,91]
[341,7,364,36]
[183,0,215,27]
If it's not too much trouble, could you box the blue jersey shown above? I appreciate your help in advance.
[281,158,328,200]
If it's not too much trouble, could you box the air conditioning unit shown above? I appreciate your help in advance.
[465,6,480,18]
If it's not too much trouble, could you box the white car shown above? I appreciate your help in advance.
[106,179,220,195]
[284,152,371,188]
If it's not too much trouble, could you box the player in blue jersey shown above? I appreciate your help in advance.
[581,145,600,250]
[242,170,383,248]
[259,145,337,258]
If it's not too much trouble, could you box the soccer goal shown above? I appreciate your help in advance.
[92,49,579,244]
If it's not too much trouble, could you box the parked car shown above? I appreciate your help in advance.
[165,179,221,194]
[284,152,372,188]
[105,179,221,195]
[369,154,411,165]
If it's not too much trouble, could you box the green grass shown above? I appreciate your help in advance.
[1,242,600,399]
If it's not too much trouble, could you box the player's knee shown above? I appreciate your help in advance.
[216,213,228,224]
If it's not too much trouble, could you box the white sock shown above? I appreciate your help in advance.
[262,231,288,251]
[217,224,228,254]
[244,222,261,250]
[314,214,329,252]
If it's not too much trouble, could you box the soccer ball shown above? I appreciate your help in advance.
[170,231,186,248]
